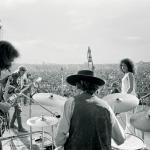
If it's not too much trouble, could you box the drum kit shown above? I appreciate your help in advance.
[23,92,67,150]
[27,92,150,150]
[27,115,58,150]
[32,93,66,110]
[103,93,150,150]
[103,93,139,113]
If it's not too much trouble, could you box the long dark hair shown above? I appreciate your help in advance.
[76,80,99,95]
[120,58,135,74]
[0,41,19,71]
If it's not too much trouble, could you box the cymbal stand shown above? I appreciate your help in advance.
[21,93,60,118]
[51,125,54,150]
[21,93,60,150]
[117,114,135,135]
[29,94,33,150]
[39,115,45,150]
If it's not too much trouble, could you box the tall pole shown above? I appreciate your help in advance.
[0,20,2,77]
[61,67,64,96]
[0,20,3,40]
[87,46,95,72]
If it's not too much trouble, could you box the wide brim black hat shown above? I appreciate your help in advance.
[66,70,105,86]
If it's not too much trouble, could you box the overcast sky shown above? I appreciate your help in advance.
[0,0,150,64]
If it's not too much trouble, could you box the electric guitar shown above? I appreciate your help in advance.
[6,77,42,107]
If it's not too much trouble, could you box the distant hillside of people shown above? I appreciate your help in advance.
[1,62,150,100]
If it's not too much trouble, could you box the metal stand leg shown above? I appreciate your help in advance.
[142,131,144,141]
[10,138,15,150]
[41,127,44,150]
[51,125,54,150]
[29,96,33,150]
[29,126,32,150]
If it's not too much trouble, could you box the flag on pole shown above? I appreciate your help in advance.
[87,46,95,71]
[87,46,92,63]
[0,20,2,29]
[61,67,64,95]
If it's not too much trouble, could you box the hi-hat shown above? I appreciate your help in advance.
[33,93,66,109]
[103,93,139,113]
[130,111,150,132]
[27,116,58,127]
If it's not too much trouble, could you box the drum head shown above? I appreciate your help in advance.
[112,133,144,150]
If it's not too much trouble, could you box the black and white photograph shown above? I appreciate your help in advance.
[0,0,150,149]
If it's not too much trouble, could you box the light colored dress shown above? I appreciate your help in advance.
[121,72,143,138]
[121,72,136,134]
[121,72,136,96]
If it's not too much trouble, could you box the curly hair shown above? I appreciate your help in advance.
[120,58,135,74]
[0,41,19,70]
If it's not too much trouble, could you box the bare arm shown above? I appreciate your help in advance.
[109,106,126,145]
[127,72,134,94]
[55,98,74,147]
[3,77,12,101]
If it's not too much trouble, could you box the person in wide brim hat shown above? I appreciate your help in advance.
[55,69,125,150]
[66,70,105,86]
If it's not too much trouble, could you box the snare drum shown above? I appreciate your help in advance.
[112,133,144,150]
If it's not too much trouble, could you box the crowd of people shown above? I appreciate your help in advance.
[1,40,150,150]
[9,62,150,101]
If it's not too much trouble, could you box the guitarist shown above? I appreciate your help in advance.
[0,41,19,150]
[4,66,28,132]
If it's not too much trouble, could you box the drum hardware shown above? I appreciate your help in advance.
[20,92,60,150]
[7,77,60,150]
[33,93,66,109]
[112,133,145,150]
[27,115,58,150]
[21,93,61,119]
[0,130,49,141]
[116,98,123,102]
[103,93,149,148]
[19,85,61,150]
[117,113,135,135]
[139,93,150,106]
[33,134,52,150]
[103,93,139,113]
[35,136,42,142]
[0,131,52,150]
[130,110,150,132]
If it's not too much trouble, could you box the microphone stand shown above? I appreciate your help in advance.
[29,93,32,150]
[21,93,60,118]
[20,92,60,150]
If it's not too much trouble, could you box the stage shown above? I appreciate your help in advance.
[2,103,150,150]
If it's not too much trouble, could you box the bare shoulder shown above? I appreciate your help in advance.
[128,72,134,76]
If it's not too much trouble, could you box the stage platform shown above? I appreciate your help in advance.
[1,103,150,150]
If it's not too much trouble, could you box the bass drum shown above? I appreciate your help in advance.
[111,133,145,150]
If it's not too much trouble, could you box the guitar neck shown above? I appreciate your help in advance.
[7,83,33,106]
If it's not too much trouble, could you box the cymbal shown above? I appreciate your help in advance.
[130,111,150,132]
[103,93,139,113]
[27,116,58,127]
[33,93,66,108]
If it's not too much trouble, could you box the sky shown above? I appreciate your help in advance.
[0,0,150,64]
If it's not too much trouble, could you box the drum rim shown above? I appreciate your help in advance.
[125,133,144,142]
[111,133,144,150]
